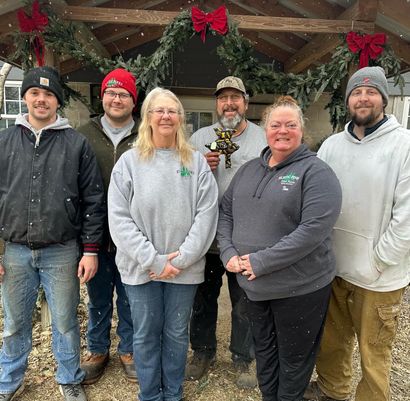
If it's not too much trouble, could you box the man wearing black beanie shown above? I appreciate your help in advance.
[0,66,105,401]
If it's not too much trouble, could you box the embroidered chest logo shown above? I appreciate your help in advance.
[278,172,299,191]
[179,166,193,177]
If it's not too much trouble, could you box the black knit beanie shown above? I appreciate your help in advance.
[21,66,64,106]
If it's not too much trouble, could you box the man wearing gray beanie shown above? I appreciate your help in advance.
[0,66,105,401]
[304,67,410,401]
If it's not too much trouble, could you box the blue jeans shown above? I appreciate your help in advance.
[0,241,84,393]
[125,281,197,401]
[86,250,133,355]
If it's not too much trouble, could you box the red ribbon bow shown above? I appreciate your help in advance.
[191,5,228,43]
[346,31,386,69]
[17,0,49,66]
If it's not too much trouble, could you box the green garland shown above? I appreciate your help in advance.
[11,1,404,129]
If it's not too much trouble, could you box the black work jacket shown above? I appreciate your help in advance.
[0,124,105,249]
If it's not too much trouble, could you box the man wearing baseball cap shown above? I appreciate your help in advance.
[186,76,266,388]
[78,68,139,384]
[304,67,410,401]
[0,66,105,401]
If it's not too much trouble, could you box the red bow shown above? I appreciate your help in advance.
[191,5,228,43]
[346,32,386,69]
[17,0,49,66]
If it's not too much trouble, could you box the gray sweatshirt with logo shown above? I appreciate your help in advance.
[217,144,342,301]
[108,148,218,285]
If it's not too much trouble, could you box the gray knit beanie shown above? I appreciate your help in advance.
[21,66,64,106]
[345,66,388,105]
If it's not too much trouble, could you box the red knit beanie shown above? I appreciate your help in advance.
[101,68,137,104]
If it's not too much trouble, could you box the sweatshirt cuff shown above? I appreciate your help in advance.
[249,253,266,277]
[83,243,100,253]
[220,247,239,268]
[148,254,168,276]
[171,255,184,269]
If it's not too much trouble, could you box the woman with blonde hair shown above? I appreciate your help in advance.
[218,96,342,401]
[108,87,218,401]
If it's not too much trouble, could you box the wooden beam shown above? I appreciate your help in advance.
[104,26,164,55]
[59,26,165,74]
[277,0,343,19]
[53,0,111,59]
[378,0,410,31]
[93,24,142,45]
[285,34,341,73]
[0,0,25,15]
[59,0,186,74]
[284,0,378,73]
[243,31,291,63]
[354,0,379,22]
[377,27,410,66]
[205,0,307,52]
[58,5,374,34]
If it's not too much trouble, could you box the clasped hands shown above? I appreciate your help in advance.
[149,251,181,280]
[226,254,256,281]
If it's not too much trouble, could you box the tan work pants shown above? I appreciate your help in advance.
[315,277,404,401]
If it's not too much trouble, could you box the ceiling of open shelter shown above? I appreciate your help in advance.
[1,0,409,75]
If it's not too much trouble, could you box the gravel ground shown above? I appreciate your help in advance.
[0,283,408,401]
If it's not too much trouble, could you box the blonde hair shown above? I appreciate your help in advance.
[262,95,305,130]
[134,87,193,166]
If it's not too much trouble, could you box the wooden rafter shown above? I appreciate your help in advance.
[377,28,410,66]
[378,0,410,32]
[284,0,378,73]
[57,5,374,34]
[276,0,343,19]
[53,0,110,59]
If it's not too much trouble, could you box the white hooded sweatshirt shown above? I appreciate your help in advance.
[318,115,410,292]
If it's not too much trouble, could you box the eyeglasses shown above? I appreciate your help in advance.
[104,90,132,100]
[149,108,181,117]
[217,94,243,103]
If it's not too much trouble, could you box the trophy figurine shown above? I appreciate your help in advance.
[205,127,240,168]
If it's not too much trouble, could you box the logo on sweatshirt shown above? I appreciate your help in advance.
[178,166,193,177]
[279,172,299,190]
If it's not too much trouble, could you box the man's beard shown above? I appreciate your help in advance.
[218,112,243,130]
[350,106,382,127]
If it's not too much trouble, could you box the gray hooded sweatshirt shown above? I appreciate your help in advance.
[218,144,342,301]
[108,148,218,285]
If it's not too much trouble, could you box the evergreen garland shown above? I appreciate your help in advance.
[11,1,404,130]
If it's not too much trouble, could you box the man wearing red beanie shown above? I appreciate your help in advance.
[78,68,139,384]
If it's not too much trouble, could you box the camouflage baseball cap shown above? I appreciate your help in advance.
[214,76,247,96]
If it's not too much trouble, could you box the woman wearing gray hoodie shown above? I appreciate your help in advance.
[108,88,218,401]
[217,96,342,401]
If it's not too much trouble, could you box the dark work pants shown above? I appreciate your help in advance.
[189,253,253,362]
[247,284,332,401]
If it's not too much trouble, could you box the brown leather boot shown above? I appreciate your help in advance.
[119,353,138,383]
[303,381,348,401]
[81,352,109,385]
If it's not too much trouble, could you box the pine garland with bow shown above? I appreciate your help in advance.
[9,2,405,130]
